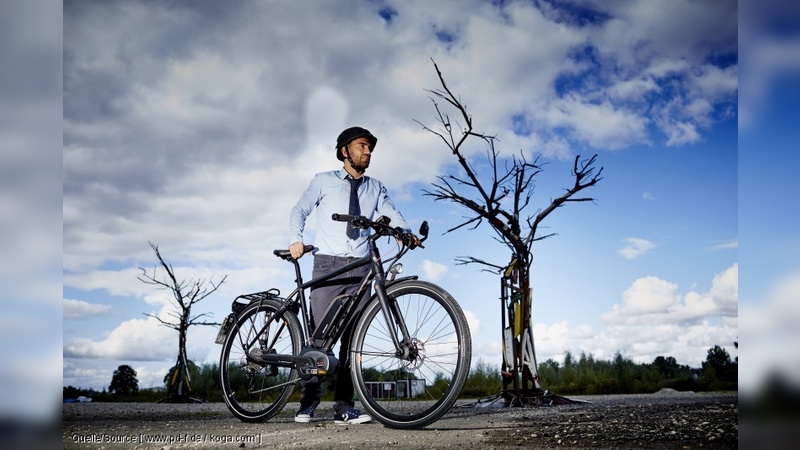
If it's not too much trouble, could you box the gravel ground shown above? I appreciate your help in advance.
[63,390,737,449]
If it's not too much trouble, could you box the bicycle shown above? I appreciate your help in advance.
[216,214,472,429]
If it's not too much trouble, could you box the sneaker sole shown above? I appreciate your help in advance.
[334,417,372,425]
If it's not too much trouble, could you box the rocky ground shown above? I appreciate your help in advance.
[62,390,738,449]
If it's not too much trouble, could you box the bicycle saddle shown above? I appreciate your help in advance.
[273,245,315,260]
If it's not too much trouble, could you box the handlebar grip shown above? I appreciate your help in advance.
[332,213,355,222]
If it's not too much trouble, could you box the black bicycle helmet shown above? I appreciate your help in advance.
[335,126,377,161]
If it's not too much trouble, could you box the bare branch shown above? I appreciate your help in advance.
[188,311,220,327]
[454,256,505,274]
[418,59,602,263]
[143,312,180,330]
[526,154,603,251]
[440,215,484,234]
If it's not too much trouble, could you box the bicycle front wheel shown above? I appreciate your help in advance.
[350,280,472,429]
[219,298,302,422]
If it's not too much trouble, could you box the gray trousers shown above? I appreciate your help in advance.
[300,254,371,415]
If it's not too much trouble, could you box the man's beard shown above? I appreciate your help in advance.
[348,155,370,174]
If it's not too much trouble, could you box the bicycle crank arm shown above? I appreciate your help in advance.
[250,352,310,369]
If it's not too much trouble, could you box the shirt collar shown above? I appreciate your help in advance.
[337,168,365,182]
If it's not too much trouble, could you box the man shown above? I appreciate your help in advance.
[288,126,416,425]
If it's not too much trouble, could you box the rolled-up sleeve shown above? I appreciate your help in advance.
[288,175,321,245]
[375,182,411,232]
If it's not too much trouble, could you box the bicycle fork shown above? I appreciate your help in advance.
[373,271,418,361]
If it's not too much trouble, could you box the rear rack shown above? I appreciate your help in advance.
[231,288,281,314]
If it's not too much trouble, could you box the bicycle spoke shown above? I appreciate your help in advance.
[220,300,302,422]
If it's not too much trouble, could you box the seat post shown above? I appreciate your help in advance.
[293,259,304,286]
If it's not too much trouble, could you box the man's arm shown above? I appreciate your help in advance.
[375,183,412,232]
[288,175,321,259]
[373,182,421,246]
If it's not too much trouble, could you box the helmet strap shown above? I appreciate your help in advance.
[344,147,367,174]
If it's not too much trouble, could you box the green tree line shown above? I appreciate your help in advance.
[462,345,737,397]
[64,344,737,402]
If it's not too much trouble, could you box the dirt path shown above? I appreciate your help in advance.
[63,391,737,449]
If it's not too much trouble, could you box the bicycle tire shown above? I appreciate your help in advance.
[350,280,471,429]
[219,298,302,422]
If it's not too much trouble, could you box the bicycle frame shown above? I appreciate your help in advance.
[218,216,471,428]
[236,225,418,376]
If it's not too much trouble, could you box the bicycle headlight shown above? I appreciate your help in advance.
[388,264,404,280]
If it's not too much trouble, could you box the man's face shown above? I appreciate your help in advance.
[344,137,372,169]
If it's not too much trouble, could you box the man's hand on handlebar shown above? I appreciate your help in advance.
[396,228,422,249]
[289,241,306,260]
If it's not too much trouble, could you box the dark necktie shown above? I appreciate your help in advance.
[347,177,361,239]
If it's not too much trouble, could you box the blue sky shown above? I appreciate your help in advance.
[57,0,742,392]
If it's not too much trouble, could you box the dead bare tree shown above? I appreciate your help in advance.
[138,242,227,403]
[416,60,603,406]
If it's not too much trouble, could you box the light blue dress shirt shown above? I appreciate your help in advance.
[289,169,412,257]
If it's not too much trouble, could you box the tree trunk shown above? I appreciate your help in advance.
[168,322,191,400]
[501,255,542,405]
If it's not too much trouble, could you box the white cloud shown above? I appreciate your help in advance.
[541,95,650,150]
[64,315,176,361]
[584,0,736,146]
[420,259,449,281]
[703,263,738,317]
[531,264,738,367]
[663,120,702,147]
[463,309,481,337]
[603,264,737,326]
[531,321,596,362]
[617,237,655,260]
[607,76,660,103]
[609,276,681,319]
[64,298,112,320]
[64,268,146,297]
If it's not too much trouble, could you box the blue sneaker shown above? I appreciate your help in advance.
[333,408,371,425]
[294,405,315,423]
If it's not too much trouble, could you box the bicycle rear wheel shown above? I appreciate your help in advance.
[350,280,471,429]
[219,298,302,422]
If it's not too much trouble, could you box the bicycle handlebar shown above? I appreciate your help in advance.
[331,213,425,249]
[331,213,376,226]
[332,213,391,227]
